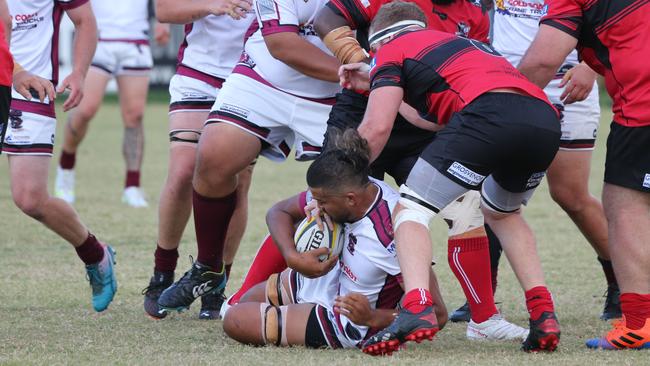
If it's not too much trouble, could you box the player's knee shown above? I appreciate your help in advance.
[549,184,589,213]
[481,205,518,223]
[13,190,46,219]
[122,105,145,127]
[167,158,195,192]
[222,305,248,342]
[393,185,437,231]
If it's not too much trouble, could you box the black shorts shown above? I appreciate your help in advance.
[0,85,10,154]
[604,122,650,192]
[325,89,436,185]
[419,93,561,193]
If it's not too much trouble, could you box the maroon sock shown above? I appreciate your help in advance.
[597,257,618,288]
[621,293,650,330]
[154,245,179,272]
[229,234,287,305]
[402,288,433,313]
[60,151,76,170]
[193,189,237,271]
[525,286,555,321]
[125,170,140,188]
[75,233,104,265]
[225,263,233,279]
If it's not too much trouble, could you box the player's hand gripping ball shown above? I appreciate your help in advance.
[294,217,344,261]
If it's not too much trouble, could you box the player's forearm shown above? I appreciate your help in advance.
[266,199,304,262]
[70,14,97,77]
[358,118,391,162]
[518,24,578,88]
[398,103,443,132]
[517,59,558,89]
[266,36,341,82]
[155,0,215,23]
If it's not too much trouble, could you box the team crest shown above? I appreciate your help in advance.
[456,22,470,38]
[9,109,23,130]
[347,233,357,255]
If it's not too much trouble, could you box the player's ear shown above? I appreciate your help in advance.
[345,192,356,206]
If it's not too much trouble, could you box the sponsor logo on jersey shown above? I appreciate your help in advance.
[386,242,396,255]
[12,12,45,32]
[495,0,547,19]
[340,262,358,282]
[447,162,485,186]
[456,22,471,38]
[643,174,650,189]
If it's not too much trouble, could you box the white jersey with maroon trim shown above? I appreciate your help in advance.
[492,0,579,67]
[335,178,403,343]
[8,0,87,85]
[176,15,253,80]
[91,0,149,41]
[240,0,340,99]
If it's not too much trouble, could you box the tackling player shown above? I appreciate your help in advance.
[3,0,117,312]
[314,0,526,341]
[53,0,170,207]
[223,130,447,350]
[141,0,254,320]
[518,0,650,351]
[156,0,342,315]
[340,2,562,354]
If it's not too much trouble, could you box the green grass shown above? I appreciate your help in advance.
[0,101,646,365]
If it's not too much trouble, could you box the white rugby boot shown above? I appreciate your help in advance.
[122,186,149,208]
[54,167,76,204]
[467,313,529,341]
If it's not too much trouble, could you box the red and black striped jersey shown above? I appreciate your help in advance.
[326,0,490,44]
[541,0,650,127]
[370,29,552,126]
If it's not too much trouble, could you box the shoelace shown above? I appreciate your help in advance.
[86,267,105,293]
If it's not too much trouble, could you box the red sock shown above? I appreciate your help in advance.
[621,293,650,330]
[154,245,178,273]
[60,150,76,170]
[225,263,233,279]
[125,170,140,188]
[229,234,287,305]
[447,236,498,323]
[75,233,104,265]
[193,189,236,271]
[525,286,555,321]
[402,288,432,313]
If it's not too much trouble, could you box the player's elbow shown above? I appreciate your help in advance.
[154,1,174,23]
[267,42,294,63]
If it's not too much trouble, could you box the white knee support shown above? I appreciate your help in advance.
[394,185,438,231]
[438,190,484,236]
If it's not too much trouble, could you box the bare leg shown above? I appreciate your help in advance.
[116,75,149,173]
[393,203,432,292]
[223,163,255,271]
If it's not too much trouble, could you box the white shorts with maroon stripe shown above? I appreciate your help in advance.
[91,40,153,77]
[205,70,333,162]
[545,78,601,151]
[168,65,225,114]
[2,98,56,156]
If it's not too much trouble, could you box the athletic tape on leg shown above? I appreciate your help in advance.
[394,185,438,231]
[438,190,485,236]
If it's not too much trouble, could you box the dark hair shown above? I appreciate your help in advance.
[369,1,428,35]
[306,129,371,191]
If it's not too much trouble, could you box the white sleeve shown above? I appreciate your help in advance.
[255,0,300,35]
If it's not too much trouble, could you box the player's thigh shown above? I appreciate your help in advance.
[546,150,593,195]
[75,69,111,119]
[196,122,261,178]
[116,74,150,124]
[8,155,50,204]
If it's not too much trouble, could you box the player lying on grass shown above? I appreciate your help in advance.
[223,130,447,350]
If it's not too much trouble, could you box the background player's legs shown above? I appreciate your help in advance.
[9,154,116,311]
[55,69,111,203]
[602,184,650,330]
[116,74,149,207]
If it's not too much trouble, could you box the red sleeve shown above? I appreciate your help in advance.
[369,43,405,90]
[325,0,373,30]
[56,0,89,10]
[539,0,584,39]
[0,26,12,87]
[471,9,490,43]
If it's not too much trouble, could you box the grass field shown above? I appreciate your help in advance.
[0,98,646,365]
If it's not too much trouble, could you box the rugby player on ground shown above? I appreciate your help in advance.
[223,130,447,350]
[518,0,650,350]
[3,0,117,312]
[54,0,170,207]
[340,2,562,354]
[142,0,254,320]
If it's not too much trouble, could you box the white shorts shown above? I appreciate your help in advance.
[545,78,601,150]
[2,98,56,156]
[206,72,333,161]
[168,65,225,114]
[91,40,153,77]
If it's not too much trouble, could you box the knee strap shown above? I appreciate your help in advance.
[265,273,283,306]
[169,129,201,143]
[394,185,438,231]
[260,304,286,346]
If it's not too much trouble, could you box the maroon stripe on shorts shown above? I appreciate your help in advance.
[176,64,225,89]
[316,305,343,349]
[207,111,271,139]
[10,100,55,118]
[2,143,53,154]
[169,100,214,113]
[559,138,595,149]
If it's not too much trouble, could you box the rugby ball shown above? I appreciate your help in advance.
[294,217,344,261]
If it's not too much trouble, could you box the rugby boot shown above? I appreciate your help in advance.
[586,317,650,350]
[450,302,471,323]
[362,306,439,356]
[142,270,174,319]
[199,289,227,320]
[467,313,529,341]
[600,285,622,321]
[158,259,226,313]
[86,245,117,312]
[522,311,561,352]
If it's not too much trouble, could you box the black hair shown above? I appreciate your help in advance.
[306,129,371,191]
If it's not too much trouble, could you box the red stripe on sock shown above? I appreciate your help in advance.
[229,234,287,305]
[621,293,650,330]
[447,236,498,323]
